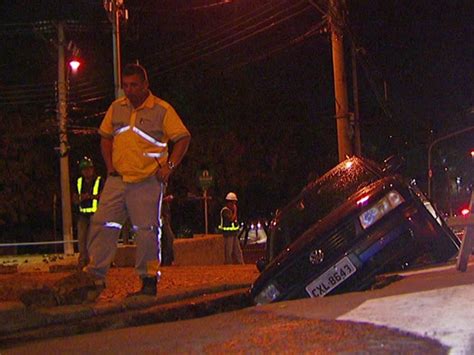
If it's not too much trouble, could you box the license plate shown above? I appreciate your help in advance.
[305,256,356,297]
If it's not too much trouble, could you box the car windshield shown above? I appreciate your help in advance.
[268,157,382,260]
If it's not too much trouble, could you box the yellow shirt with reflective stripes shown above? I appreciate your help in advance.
[99,93,190,183]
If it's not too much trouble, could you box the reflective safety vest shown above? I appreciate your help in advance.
[77,176,101,214]
[218,207,240,232]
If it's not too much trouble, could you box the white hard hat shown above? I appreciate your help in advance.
[225,192,238,201]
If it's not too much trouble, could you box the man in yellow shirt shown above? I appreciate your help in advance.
[17,64,190,306]
[82,63,190,297]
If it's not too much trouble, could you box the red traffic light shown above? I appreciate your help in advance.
[68,59,81,72]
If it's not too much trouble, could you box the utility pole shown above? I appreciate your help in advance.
[329,0,353,161]
[104,0,128,99]
[57,22,74,255]
[351,41,362,156]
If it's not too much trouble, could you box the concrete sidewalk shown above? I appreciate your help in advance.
[256,260,474,353]
[0,254,259,348]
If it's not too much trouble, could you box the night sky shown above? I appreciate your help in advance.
[1,0,473,215]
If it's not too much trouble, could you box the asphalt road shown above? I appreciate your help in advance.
[0,310,447,354]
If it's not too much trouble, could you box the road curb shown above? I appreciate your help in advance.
[0,282,252,334]
[0,288,251,349]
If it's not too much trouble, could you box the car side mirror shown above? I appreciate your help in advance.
[382,155,406,174]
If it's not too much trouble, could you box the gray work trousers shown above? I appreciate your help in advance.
[223,233,244,265]
[85,175,163,279]
[77,214,92,268]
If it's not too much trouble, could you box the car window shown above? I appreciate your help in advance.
[269,158,381,259]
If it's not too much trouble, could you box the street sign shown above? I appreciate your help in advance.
[198,169,213,190]
[197,169,214,234]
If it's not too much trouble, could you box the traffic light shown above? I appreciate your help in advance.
[68,59,81,72]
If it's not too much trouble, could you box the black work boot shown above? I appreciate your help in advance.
[127,276,157,297]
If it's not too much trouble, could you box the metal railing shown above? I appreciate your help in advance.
[0,236,135,251]
[0,240,77,248]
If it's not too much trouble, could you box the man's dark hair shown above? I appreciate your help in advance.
[122,63,148,82]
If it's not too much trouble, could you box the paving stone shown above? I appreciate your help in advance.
[0,264,18,274]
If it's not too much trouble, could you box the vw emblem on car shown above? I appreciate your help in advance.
[309,249,324,265]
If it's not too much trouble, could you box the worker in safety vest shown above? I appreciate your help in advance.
[73,157,103,268]
[218,192,244,264]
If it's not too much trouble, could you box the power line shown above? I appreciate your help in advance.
[128,0,240,13]
[0,20,110,36]
[222,19,326,72]
[0,71,112,106]
[145,0,291,63]
[175,0,238,11]
[153,0,308,66]
[308,0,328,16]
[146,2,315,77]
[0,1,318,105]
[1,2,322,113]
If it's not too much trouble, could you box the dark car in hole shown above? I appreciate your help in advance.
[250,156,460,305]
